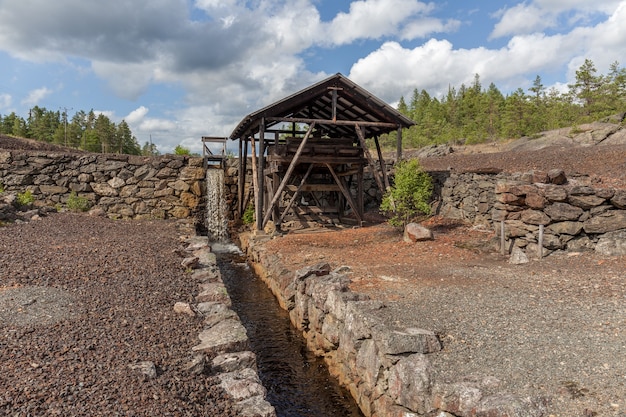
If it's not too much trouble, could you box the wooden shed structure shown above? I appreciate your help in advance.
[230,73,415,231]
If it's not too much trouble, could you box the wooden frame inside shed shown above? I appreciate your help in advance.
[230,73,415,231]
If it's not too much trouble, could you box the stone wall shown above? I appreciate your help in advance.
[493,170,626,258]
[0,150,206,221]
[240,234,544,417]
[416,169,626,257]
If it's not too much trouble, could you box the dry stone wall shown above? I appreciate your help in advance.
[418,169,626,257]
[240,234,545,417]
[493,171,626,257]
[0,150,206,221]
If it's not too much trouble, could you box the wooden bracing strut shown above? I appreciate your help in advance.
[262,122,316,228]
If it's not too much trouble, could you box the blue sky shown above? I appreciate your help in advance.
[1,0,625,154]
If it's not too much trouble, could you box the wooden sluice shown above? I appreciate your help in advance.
[224,73,415,232]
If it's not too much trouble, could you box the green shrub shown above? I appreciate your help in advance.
[242,203,255,225]
[0,183,4,193]
[174,145,191,155]
[16,190,34,207]
[66,191,90,212]
[380,159,433,228]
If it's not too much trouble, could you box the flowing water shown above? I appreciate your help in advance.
[205,169,229,242]
[206,171,363,417]
[214,246,364,417]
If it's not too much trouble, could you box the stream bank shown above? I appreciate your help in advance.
[239,230,551,417]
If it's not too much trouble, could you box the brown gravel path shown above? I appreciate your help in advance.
[0,213,237,416]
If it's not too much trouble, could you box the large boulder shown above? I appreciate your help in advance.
[403,222,434,242]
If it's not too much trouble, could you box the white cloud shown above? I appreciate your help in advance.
[491,3,551,39]
[351,2,626,103]
[0,93,11,110]
[125,106,150,125]
[21,87,53,106]
[490,0,624,39]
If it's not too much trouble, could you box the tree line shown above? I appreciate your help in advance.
[0,108,159,156]
[383,59,626,149]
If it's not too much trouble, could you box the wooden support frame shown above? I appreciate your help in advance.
[355,124,385,194]
[278,164,314,224]
[261,122,316,228]
[325,163,362,224]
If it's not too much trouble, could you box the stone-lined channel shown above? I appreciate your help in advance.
[214,248,363,417]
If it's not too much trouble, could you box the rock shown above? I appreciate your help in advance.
[294,262,331,280]
[403,222,434,242]
[611,190,626,208]
[583,210,626,233]
[128,361,157,380]
[173,301,196,317]
[568,194,605,209]
[88,207,106,217]
[236,395,277,417]
[218,368,266,401]
[372,326,441,355]
[196,282,231,306]
[181,256,199,269]
[387,353,431,414]
[192,319,249,355]
[212,351,257,374]
[547,221,583,236]
[595,230,626,256]
[544,202,584,221]
[509,246,529,264]
[520,209,551,225]
[182,354,206,375]
[432,381,483,416]
[547,169,567,184]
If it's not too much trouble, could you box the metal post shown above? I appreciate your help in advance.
[500,220,506,255]
[538,224,544,259]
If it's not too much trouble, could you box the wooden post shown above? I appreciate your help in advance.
[257,119,266,231]
[500,220,506,255]
[374,135,390,190]
[250,136,260,229]
[538,224,544,259]
[262,122,316,228]
[396,126,402,162]
[355,124,385,194]
[238,138,244,216]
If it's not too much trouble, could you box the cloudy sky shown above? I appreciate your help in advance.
[1,0,625,154]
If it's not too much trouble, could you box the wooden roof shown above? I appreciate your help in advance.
[229,73,414,140]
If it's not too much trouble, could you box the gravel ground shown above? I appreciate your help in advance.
[264,219,626,417]
[0,213,238,416]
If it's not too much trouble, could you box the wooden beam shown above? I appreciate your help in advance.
[250,136,260,228]
[238,137,244,216]
[265,116,397,129]
[397,126,403,162]
[262,122,316,228]
[374,135,390,190]
[355,124,385,194]
[325,163,362,224]
[257,119,266,231]
[278,164,314,224]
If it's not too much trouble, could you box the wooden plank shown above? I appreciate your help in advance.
[262,122,316,228]
[325,163,362,224]
[266,116,397,129]
[279,164,314,224]
[285,184,341,192]
[293,206,339,214]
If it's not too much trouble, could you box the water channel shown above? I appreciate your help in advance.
[214,246,364,417]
